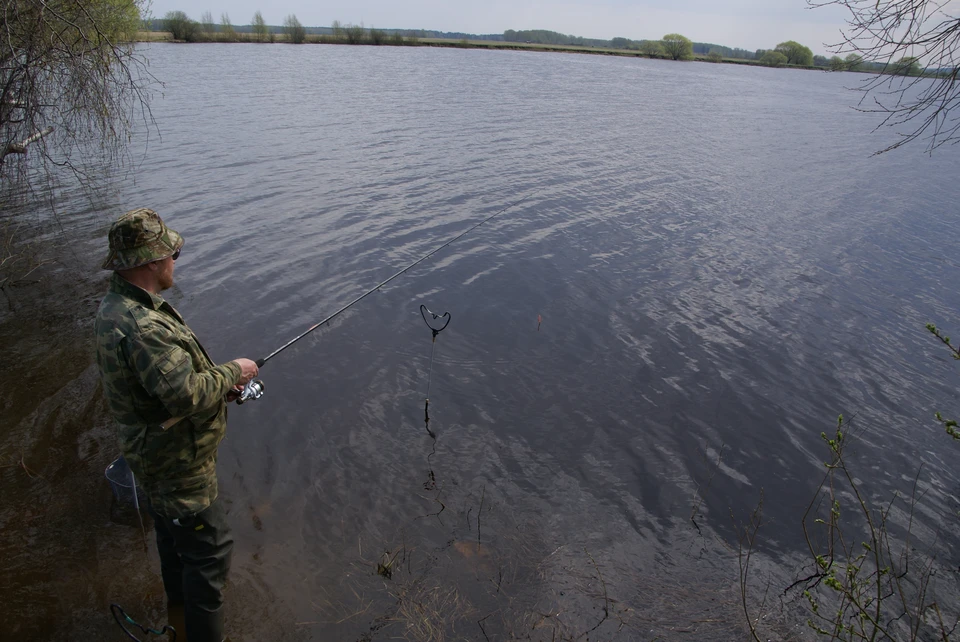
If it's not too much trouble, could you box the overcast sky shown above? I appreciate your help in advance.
[149,0,857,55]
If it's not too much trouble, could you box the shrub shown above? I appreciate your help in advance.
[640,40,663,57]
[344,23,365,44]
[369,28,386,45]
[164,10,198,42]
[220,13,237,42]
[759,50,788,67]
[284,14,306,44]
[252,11,268,42]
[660,33,693,60]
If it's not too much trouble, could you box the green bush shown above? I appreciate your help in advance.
[344,23,365,44]
[640,40,662,57]
[774,40,814,66]
[660,33,693,60]
[759,50,788,67]
[284,14,306,44]
[369,28,386,45]
[164,10,198,42]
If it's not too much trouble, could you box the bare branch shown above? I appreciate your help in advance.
[0,0,156,189]
[810,0,960,153]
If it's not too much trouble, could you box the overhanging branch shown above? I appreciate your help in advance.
[0,125,53,162]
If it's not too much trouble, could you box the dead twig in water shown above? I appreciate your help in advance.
[414,482,446,524]
[304,584,374,627]
[478,612,493,641]
[575,548,611,639]
[736,489,767,642]
[690,442,725,540]
[477,484,486,550]
[0,453,43,480]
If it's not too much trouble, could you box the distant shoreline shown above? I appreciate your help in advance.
[135,31,826,71]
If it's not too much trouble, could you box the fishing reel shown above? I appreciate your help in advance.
[236,379,265,404]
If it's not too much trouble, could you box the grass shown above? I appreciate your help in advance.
[135,30,172,42]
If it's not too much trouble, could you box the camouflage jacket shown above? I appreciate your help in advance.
[94,273,241,518]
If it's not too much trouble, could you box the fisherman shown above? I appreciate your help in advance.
[94,208,259,642]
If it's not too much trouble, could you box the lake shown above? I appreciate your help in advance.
[8,42,960,640]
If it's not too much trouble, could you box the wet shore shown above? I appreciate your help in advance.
[0,261,302,641]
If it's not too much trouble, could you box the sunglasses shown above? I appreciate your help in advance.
[171,248,181,261]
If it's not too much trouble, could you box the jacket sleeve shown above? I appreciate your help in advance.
[125,324,242,420]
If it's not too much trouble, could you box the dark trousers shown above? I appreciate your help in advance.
[148,497,234,642]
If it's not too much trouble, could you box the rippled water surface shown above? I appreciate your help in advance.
[61,43,960,639]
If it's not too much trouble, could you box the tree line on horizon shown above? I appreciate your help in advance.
[153,11,928,76]
[151,13,499,45]
[505,29,924,73]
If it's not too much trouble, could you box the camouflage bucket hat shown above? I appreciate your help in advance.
[102,208,184,270]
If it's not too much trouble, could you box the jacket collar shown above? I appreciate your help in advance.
[109,272,168,312]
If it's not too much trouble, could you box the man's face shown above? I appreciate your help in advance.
[156,255,175,291]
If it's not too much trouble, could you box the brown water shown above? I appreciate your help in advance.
[3,43,960,641]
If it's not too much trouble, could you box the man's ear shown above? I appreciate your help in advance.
[145,261,160,273]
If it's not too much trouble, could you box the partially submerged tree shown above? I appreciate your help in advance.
[1,0,152,287]
[660,33,693,60]
[1,0,150,182]
[810,0,960,153]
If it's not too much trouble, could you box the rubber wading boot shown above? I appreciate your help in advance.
[167,604,187,642]
[185,608,225,642]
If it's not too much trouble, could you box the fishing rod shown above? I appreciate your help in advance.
[236,189,542,404]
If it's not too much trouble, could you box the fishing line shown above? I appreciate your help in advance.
[236,187,543,404]
[130,469,147,552]
[420,305,450,494]
[420,304,451,432]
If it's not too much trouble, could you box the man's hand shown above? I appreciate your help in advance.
[225,385,244,403]
[232,358,259,385]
